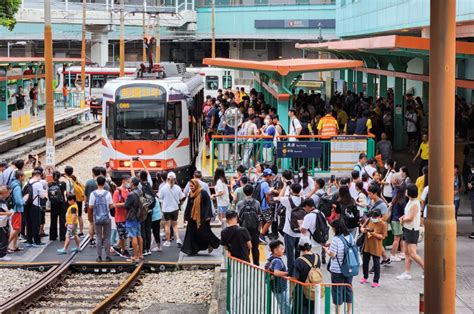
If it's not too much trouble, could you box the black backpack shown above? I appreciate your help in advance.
[22,182,38,208]
[342,204,360,229]
[141,181,156,210]
[48,183,64,205]
[240,200,260,232]
[300,121,310,136]
[289,197,306,233]
[309,211,329,244]
[317,193,334,217]
[252,181,263,203]
[278,123,287,136]
[29,89,35,99]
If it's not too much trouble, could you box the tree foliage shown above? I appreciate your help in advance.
[0,0,22,31]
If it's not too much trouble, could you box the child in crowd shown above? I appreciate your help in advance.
[265,240,290,312]
[57,195,81,254]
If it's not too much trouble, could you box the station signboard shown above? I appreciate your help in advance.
[276,141,322,159]
[330,136,367,175]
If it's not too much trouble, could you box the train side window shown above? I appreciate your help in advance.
[166,102,182,139]
[206,76,219,90]
[106,101,115,139]
[223,75,232,89]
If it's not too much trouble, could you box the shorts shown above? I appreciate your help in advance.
[77,201,83,217]
[87,206,93,223]
[391,221,403,236]
[403,227,420,244]
[163,210,179,221]
[260,210,273,223]
[407,132,417,141]
[116,222,128,240]
[330,272,353,305]
[11,212,22,231]
[66,224,78,239]
[126,224,141,238]
[218,206,229,214]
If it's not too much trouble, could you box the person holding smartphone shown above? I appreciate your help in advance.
[360,208,387,288]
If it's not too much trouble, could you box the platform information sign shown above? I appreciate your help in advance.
[45,138,55,166]
[330,136,367,175]
[276,141,322,158]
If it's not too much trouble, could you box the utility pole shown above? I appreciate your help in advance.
[81,0,86,107]
[119,0,125,77]
[155,13,160,63]
[211,0,215,58]
[425,0,456,313]
[44,0,55,170]
[142,0,146,63]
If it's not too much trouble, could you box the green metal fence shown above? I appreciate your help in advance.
[210,135,375,175]
[54,91,82,108]
[227,255,354,314]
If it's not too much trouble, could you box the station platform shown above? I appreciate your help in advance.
[0,107,88,154]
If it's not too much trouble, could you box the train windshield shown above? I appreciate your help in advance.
[115,102,166,140]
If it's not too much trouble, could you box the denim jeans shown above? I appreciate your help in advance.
[284,233,300,275]
[274,289,290,313]
[454,199,461,220]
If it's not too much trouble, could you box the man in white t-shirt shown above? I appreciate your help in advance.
[242,114,258,168]
[288,108,302,142]
[159,172,185,247]
[88,175,114,262]
[301,198,325,252]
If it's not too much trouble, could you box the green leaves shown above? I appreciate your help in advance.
[0,0,22,31]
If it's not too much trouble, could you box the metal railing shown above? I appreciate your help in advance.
[227,255,354,314]
[209,134,375,175]
[53,91,82,108]
[195,0,335,8]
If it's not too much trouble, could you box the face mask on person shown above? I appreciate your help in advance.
[384,164,389,170]
[299,173,303,177]
[370,217,380,223]
[125,183,131,189]
[471,168,474,174]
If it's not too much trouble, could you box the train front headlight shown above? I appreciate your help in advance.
[123,161,131,167]
[149,161,157,167]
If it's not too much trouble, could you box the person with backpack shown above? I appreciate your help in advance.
[236,184,261,265]
[112,175,131,258]
[88,175,114,262]
[63,166,85,237]
[265,240,290,313]
[301,198,329,254]
[336,186,359,237]
[221,210,252,262]
[323,219,356,314]
[292,238,323,313]
[0,185,13,261]
[159,172,185,248]
[125,177,143,262]
[137,170,155,256]
[211,168,230,226]
[381,159,396,203]
[7,171,25,253]
[367,184,391,267]
[275,182,304,275]
[24,170,47,247]
[85,167,101,247]
[181,179,220,256]
[48,171,67,242]
[360,208,387,288]
[254,168,274,244]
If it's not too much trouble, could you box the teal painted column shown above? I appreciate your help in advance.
[393,77,404,150]
[367,73,376,98]
[278,99,289,131]
[340,69,346,80]
[456,59,466,96]
[347,69,354,92]
[356,71,363,94]
[379,75,387,98]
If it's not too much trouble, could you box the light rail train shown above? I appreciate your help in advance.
[101,63,204,185]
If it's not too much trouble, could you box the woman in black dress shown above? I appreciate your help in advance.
[181,179,220,256]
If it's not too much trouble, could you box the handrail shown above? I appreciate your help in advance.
[227,254,352,290]
[211,134,375,140]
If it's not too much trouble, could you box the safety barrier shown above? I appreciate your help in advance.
[210,135,375,175]
[226,255,354,314]
[10,105,32,132]
[53,91,82,108]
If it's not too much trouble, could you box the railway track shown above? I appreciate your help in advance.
[0,237,143,314]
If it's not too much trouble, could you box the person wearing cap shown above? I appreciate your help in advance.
[258,168,274,243]
[317,109,338,139]
[354,153,368,178]
[360,208,387,288]
[158,172,185,248]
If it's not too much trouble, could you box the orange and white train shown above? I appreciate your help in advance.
[101,64,204,185]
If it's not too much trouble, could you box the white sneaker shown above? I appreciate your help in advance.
[176,239,183,248]
[163,241,171,247]
[397,253,406,260]
[0,256,12,261]
[390,254,402,262]
[151,246,162,252]
[396,272,412,280]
